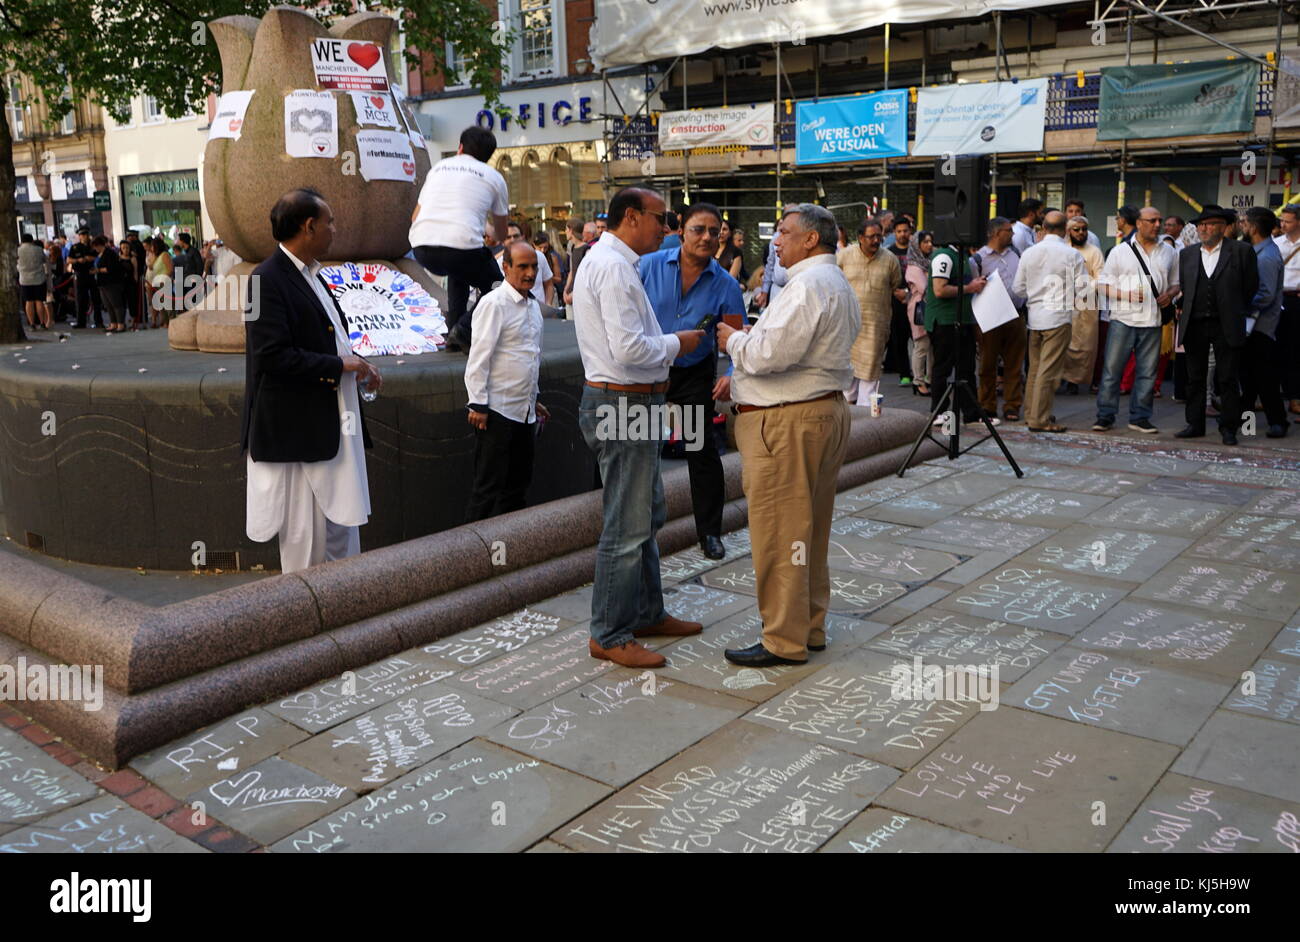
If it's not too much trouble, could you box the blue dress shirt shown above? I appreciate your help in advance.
[640,247,745,369]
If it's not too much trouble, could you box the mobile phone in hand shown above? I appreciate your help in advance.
[694,312,718,331]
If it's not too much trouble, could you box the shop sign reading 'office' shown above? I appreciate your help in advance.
[474,97,595,133]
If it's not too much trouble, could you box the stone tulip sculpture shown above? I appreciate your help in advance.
[172,5,443,353]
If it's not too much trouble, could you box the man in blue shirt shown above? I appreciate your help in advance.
[660,209,682,251]
[641,202,745,559]
[1239,206,1288,437]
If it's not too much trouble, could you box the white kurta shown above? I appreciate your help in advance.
[246,246,371,543]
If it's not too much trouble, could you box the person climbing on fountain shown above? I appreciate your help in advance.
[408,126,510,352]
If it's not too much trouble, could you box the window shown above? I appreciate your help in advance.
[6,77,24,140]
[59,88,76,135]
[445,41,471,88]
[504,0,563,80]
[142,95,164,123]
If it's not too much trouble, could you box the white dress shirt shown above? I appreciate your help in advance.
[1012,233,1087,331]
[246,244,370,541]
[497,248,553,304]
[464,280,542,424]
[1274,233,1300,291]
[728,253,858,408]
[1012,220,1037,256]
[1096,237,1179,328]
[1201,242,1221,278]
[572,231,680,384]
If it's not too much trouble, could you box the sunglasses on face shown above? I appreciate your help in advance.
[640,209,666,225]
[686,225,722,237]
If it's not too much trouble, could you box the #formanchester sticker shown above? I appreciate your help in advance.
[285,90,338,158]
[356,129,416,182]
[209,90,254,141]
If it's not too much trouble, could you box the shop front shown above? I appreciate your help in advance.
[14,176,46,237]
[120,170,204,242]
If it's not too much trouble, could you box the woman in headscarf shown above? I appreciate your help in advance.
[905,230,934,396]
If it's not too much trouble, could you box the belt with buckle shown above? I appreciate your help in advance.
[733,390,841,414]
[585,380,670,394]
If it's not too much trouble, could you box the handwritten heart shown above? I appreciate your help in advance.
[228,118,242,132]
[348,42,381,70]
[401,160,415,176]
[370,95,386,110]
[208,770,260,807]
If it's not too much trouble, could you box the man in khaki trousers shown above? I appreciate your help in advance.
[716,204,859,666]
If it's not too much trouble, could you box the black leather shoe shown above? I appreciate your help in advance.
[1221,429,1238,446]
[1174,426,1205,439]
[1267,423,1288,438]
[724,642,804,667]
[808,642,826,651]
[449,322,472,351]
[701,535,726,559]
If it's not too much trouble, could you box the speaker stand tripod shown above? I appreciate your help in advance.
[897,243,1023,479]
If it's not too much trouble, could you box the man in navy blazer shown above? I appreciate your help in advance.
[1174,205,1258,446]
[241,187,381,572]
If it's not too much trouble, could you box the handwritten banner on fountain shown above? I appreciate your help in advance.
[208,90,254,141]
[284,90,338,158]
[320,262,445,356]
[310,38,389,91]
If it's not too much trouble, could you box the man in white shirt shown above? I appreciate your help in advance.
[715,203,857,668]
[1092,207,1179,434]
[1274,203,1300,416]
[495,221,554,305]
[464,241,550,521]
[574,187,706,669]
[1012,198,1045,255]
[1065,199,1103,250]
[243,188,381,573]
[1013,211,1086,432]
[408,127,510,351]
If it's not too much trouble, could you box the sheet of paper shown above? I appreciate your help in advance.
[349,91,400,128]
[209,90,254,141]
[356,129,417,182]
[971,269,1019,332]
[284,90,338,158]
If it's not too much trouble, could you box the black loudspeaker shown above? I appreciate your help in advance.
[932,155,992,246]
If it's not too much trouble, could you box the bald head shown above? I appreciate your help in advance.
[1042,211,1067,235]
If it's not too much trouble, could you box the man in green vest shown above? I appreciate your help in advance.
[925,243,991,425]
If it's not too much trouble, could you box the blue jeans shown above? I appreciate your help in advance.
[578,386,669,648]
[1097,320,1160,422]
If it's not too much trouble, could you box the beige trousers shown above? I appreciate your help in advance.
[735,394,851,660]
[1024,324,1073,429]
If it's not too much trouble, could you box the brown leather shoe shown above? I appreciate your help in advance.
[588,638,666,668]
[633,615,703,638]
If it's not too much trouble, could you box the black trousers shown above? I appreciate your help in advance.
[929,324,980,422]
[1184,317,1242,432]
[1279,294,1300,400]
[668,356,725,540]
[466,410,535,522]
[412,244,502,331]
[884,302,912,379]
[1239,332,1288,428]
[75,275,103,328]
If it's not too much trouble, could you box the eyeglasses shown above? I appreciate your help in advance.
[1138,217,1161,224]
[640,209,666,225]
[686,225,722,237]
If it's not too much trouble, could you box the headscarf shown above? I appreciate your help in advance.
[906,230,933,272]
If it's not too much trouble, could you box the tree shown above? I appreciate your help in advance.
[0,1,511,344]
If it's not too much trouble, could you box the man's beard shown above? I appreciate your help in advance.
[1070,235,1086,247]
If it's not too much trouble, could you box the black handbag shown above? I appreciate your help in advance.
[1129,241,1176,325]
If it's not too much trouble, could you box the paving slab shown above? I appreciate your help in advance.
[1074,601,1282,682]
[856,494,966,528]
[0,794,207,854]
[1185,534,1300,572]
[828,517,916,541]
[820,807,1023,853]
[530,586,596,622]
[1011,465,1148,496]
[1136,476,1261,506]
[906,472,1019,507]
[486,671,748,786]
[1211,512,1300,546]
[963,488,1114,528]
[526,839,574,853]
[272,740,611,853]
[1085,452,1208,476]
[1222,658,1300,727]
[1012,525,1192,583]
[975,439,1093,466]
[1196,464,1300,488]
[185,756,355,845]
[864,611,1070,683]
[832,478,931,516]
[699,558,911,617]
[281,684,518,792]
[935,566,1129,635]
[264,650,458,733]
[448,624,619,711]
[1247,487,1300,518]
[1003,645,1231,745]
[420,608,576,668]
[659,533,753,585]
[553,720,899,853]
[1084,493,1229,537]
[898,517,1056,554]
[1131,558,1300,622]
[0,725,98,827]
[743,649,985,768]
[875,708,1179,852]
[129,708,309,798]
[824,536,961,586]
[1107,772,1300,854]
[1265,623,1300,663]
[1172,710,1300,803]
[869,584,957,625]
[660,582,757,625]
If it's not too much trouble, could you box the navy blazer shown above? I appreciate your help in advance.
[240,247,372,462]
[1175,238,1258,349]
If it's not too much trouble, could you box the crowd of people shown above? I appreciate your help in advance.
[15,226,228,333]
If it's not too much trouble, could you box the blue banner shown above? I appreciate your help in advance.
[795,90,908,165]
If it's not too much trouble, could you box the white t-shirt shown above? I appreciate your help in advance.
[408,154,509,251]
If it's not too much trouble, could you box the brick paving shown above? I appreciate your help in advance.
[2,383,1298,853]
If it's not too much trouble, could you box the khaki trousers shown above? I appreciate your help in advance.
[1063,308,1099,385]
[976,317,1027,415]
[735,394,851,661]
[1024,324,1073,429]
